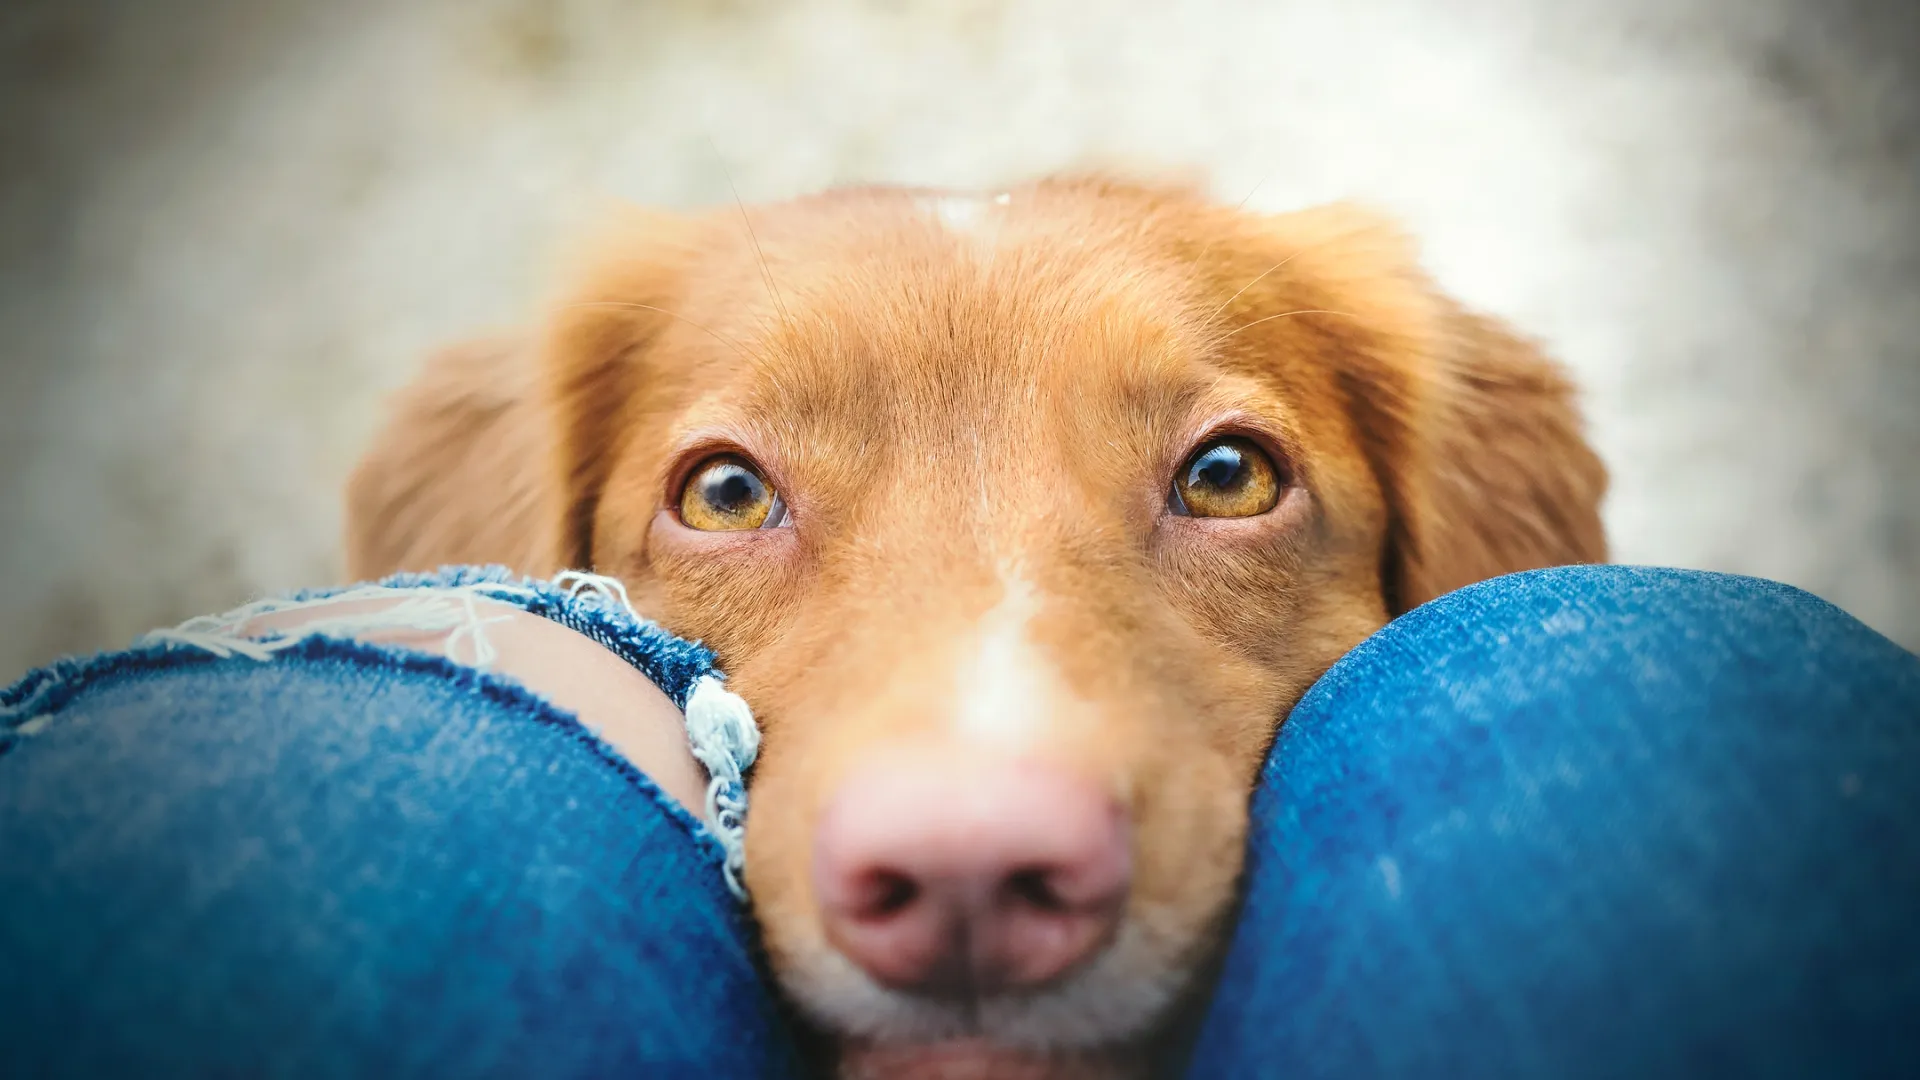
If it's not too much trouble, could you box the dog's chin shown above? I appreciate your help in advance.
[837,1038,1141,1080]
[789,931,1183,1080]
[774,914,1197,1047]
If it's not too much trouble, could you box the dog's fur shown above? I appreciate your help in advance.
[347,175,1607,1077]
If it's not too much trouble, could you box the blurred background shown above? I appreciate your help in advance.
[1,0,1916,677]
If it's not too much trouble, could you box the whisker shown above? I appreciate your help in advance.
[561,300,758,363]
[1222,308,1354,339]
[709,137,792,330]
[1231,170,1273,213]
[1192,169,1275,267]
[1210,250,1303,322]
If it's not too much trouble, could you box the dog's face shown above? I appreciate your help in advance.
[350,177,1606,1077]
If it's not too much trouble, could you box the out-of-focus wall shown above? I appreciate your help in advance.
[2,0,1916,674]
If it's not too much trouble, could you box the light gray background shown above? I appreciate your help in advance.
[3,0,1916,677]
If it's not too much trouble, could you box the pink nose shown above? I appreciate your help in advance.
[812,747,1131,997]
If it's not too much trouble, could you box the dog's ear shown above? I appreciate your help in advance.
[345,208,701,581]
[344,335,563,580]
[539,209,705,569]
[1374,298,1610,611]
[1245,204,1609,613]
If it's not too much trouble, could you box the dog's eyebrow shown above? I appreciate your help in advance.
[1080,343,1215,434]
[748,350,899,432]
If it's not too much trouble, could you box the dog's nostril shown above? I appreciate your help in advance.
[1003,867,1066,912]
[859,869,920,918]
[813,750,1132,993]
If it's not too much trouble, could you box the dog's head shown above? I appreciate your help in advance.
[349,176,1605,1076]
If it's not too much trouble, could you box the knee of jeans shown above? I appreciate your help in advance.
[1415,564,1874,647]
[1286,563,1914,743]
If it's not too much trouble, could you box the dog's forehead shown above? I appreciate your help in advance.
[701,188,1226,437]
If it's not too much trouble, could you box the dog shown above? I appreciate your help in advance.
[346,175,1607,1078]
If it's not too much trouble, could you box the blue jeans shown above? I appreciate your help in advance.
[3,566,1916,1077]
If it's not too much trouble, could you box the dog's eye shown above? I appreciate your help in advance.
[679,454,789,531]
[1169,436,1283,518]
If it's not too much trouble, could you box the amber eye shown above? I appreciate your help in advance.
[1169,436,1283,518]
[679,454,789,531]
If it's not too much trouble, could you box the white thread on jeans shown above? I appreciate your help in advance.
[0,585,520,751]
[141,571,762,898]
[551,568,636,613]
[552,570,760,898]
[139,583,532,667]
[685,674,760,898]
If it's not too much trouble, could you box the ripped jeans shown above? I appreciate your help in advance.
[3,566,1917,1078]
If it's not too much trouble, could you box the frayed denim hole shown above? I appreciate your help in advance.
[125,568,755,891]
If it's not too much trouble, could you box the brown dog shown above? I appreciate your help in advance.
[346,175,1606,1077]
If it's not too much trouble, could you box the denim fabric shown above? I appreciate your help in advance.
[0,573,802,1079]
[1189,566,1920,1079]
[3,565,1917,1078]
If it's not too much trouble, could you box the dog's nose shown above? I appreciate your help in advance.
[812,746,1130,996]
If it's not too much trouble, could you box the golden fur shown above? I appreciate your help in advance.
[347,175,1606,1077]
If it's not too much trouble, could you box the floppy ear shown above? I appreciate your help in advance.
[344,208,701,581]
[538,209,704,570]
[1377,299,1610,611]
[344,335,563,580]
[1254,205,1609,614]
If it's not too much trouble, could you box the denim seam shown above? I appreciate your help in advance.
[0,633,731,868]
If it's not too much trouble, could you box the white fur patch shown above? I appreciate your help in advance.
[952,571,1056,745]
[918,192,1012,238]
[930,194,985,233]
